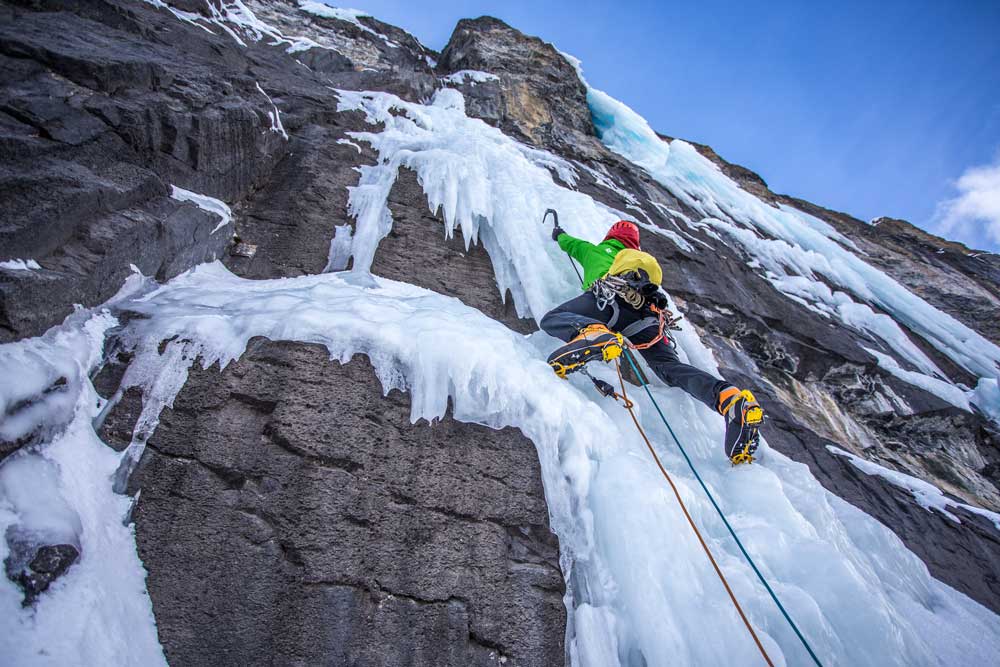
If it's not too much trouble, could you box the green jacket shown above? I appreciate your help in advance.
[557,233,626,290]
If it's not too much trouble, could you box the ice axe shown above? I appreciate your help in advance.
[543,208,584,286]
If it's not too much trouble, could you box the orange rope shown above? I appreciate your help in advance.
[614,361,774,667]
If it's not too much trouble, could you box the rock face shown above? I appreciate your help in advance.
[3,0,1000,660]
[130,339,564,666]
[5,542,80,607]
[439,16,598,154]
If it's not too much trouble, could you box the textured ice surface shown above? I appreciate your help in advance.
[970,377,1000,425]
[6,41,1000,664]
[0,309,165,666]
[580,59,1000,386]
[324,223,355,272]
[98,262,1000,666]
[334,87,624,319]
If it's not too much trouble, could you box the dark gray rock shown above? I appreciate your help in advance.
[92,352,143,453]
[130,339,565,666]
[0,0,287,341]
[5,540,80,606]
[224,118,373,279]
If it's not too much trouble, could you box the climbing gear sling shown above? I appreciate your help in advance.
[591,275,682,352]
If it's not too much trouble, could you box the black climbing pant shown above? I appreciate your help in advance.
[540,292,729,410]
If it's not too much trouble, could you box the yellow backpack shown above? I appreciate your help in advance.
[605,249,663,286]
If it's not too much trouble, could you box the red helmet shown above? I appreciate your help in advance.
[604,220,640,250]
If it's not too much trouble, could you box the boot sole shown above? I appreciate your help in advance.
[548,341,623,377]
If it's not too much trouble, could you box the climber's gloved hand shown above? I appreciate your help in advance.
[551,225,565,241]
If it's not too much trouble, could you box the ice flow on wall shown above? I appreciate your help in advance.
[2,30,1000,665]
[327,86,1000,664]
[5,256,997,665]
[577,60,1000,407]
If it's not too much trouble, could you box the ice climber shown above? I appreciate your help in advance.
[541,219,765,464]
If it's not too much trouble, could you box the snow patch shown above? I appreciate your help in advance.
[337,137,362,153]
[0,259,41,271]
[440,70,500,85]
[143,0,341,56]
[254,82,289,140]
[170,185,233,233]
[297,1,399,47]
[829,446,1000,530]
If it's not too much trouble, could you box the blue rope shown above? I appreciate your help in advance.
[622,349,824,667]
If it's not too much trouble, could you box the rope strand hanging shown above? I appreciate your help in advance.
[613,360,774,666]
[614,349,825,667]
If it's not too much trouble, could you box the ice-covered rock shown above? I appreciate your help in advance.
[1,454,82,605]
[3,1,1000,665]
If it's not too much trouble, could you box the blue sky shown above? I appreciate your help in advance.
[346,0,1000,251]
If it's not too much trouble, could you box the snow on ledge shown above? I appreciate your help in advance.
[297,1,399,47]
[863,346,972,411]
[828,445,1000,530]
[170,185,233,234]
[298,1,370,23]
[141,0,338,55]
[440,70,500,85]
[0,259,41,271]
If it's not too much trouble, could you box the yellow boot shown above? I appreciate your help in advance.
[718,388,765,464]
[547,324,624,378]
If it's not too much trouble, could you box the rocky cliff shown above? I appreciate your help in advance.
[2,1,1000,664]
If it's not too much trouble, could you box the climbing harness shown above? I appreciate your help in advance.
[591,276,682,352]
[591,350,825,667]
